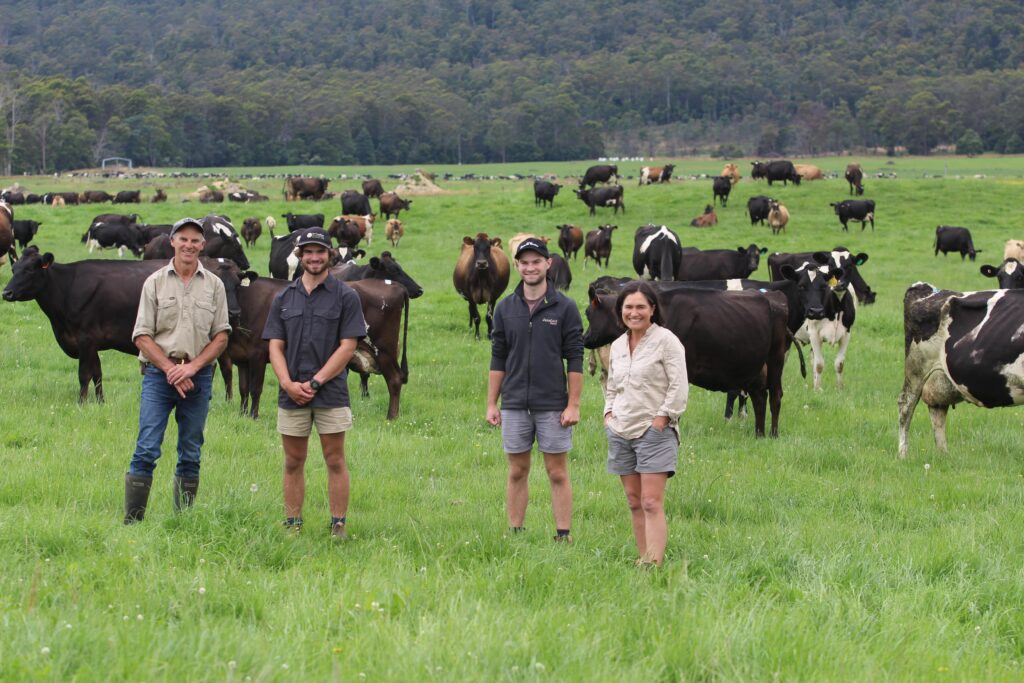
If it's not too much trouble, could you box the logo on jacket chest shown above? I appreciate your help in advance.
[540,317,559,326]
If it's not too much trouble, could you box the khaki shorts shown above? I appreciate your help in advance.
[277,406,352,437]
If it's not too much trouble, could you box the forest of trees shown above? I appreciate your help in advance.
[1,0,1023,172]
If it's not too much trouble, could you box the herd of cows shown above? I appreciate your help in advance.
[0,161,1022,457]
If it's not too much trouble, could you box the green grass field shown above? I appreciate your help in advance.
[2,156,1024,681]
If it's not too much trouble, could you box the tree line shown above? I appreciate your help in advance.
[1,0,1023,172]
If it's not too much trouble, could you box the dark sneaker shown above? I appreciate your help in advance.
[283,520,303,534]
[331,521,348,540]
[553,534,573,544]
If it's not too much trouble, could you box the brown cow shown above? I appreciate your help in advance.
[221,277,410,420]
[379,192,412,219]
[690,205,718,227]
[151,189,168,203]
[329,214,375,245]
[557,224,584,260]
[721,163,742,185]
[241,217,262,247]
[845,163,864,195]
[51,195,66,207]
[639,164,675,185]
[80,190,113,203]
[794,164,823,181]
[385,219,404,247]
[584,224,617,268]
[453,233,510,340]
[362,179,385,198]
[284,176,329,201]
[0,202,15,266]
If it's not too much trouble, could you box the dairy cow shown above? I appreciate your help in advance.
[574,186,625,216]
[831,199,875,231]
[676,245,767,281]
[452,233,510,340]
[632,225,681,281]
[934,226,980,261]
[898,285,1024,457]
[534,180,562,207]
[980,259,1024,289]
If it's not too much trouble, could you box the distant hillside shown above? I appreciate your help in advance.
[1,0,1023,171]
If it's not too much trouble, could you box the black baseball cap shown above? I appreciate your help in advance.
[295,228,332,249]
[515,238,550,260]
[170,217,204,236]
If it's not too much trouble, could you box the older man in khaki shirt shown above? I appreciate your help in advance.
[123,217,231,524]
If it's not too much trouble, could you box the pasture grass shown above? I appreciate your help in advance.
[2,157,1024,680]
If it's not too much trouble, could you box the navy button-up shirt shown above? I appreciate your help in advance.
[262,276,367,409]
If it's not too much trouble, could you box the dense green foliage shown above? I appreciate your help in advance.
[3,156,1024,679]
[2,1,1024,171]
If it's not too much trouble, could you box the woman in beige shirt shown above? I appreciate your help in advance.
[603,281,688,566]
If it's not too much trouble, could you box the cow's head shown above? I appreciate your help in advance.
[204,258,258,323]
[600,224,618,237]
[3,247,52,302]
[369,251,424,299]
[780,261,841,320]
[750,161,766,178]
[739,244,768,275]
[464,233,499,271]
[582,287,623,349]
[980,258,1024,289]
[574,188,591,201]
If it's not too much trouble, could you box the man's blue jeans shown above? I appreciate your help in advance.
[129,365,214,478]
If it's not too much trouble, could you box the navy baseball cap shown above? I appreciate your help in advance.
[170,217,204,236]
[295,227,332,248]
[515,238,549,260]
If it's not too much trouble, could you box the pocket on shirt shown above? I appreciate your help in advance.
[193,299,217,333]
[313,308,340,339]
[155,298,180,335]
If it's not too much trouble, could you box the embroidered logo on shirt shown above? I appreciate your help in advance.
[541,317,559,326]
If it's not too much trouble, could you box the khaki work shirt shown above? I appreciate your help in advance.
[603,323,688,439]
[132,260,231,364]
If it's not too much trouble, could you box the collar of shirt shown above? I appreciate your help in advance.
[162,258,209,279]
[287,273,339,296]
[513,279,552,307]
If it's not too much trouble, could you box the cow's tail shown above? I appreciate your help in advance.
[788,331,807,378]
[399,289,410,384]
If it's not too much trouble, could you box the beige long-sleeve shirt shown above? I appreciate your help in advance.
[603,323,688,439]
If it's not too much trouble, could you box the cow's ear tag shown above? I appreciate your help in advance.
[828,276,838,287]
[384,279,393,285]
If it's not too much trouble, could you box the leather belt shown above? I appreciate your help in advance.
[141,355,190,370]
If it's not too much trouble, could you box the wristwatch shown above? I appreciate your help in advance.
[309,378,322,392]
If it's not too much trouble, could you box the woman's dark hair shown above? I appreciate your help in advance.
[614,280,662,326]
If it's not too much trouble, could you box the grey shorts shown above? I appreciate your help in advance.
[278,406,352,437]
[501,409,572,454]
[606,425,678,477]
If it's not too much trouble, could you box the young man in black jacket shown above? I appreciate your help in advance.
[486,238,584,541]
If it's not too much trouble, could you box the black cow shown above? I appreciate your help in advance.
[137,224,173,245]
[82,221,144,258]
[632,225,682,281]
[676,245,767,281]
[241,218,262,248]
[113,190,141,204]
[584,224,617,268]
[574,186,625,216]
[25,194,42,204]
[898,285,1024,457]
[579,164,618,189]
[331,251,424,298]
[934,226,980,261]
[831,199,875,231]
[751,160,801,186]
[548,253,572,290]
[980,258,1024,289]
[768,248,876,305]
[534,180,562,208]
[746,196,773,226]
[11,220,41,249]
[1,249,254,402]
[282,213,325,231]
[584,286,791,437]
[341,191,372,216]
[712,176,732,207]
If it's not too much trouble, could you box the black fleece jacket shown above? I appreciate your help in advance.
[489,281,584,411]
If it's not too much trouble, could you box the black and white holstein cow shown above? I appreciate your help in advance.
[81,214,145,257]
[632,225,682,281]
[831,199,875,231]
[584,285,792,437]
[574,185,625,216]
[769,248,876,305]
[934,225,980,261]
[898,284,1024,457]
[776,255,858,391]
[980,258,1024,289]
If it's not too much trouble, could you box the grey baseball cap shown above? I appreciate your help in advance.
[295,227,332,249]
[170,217,205,236]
